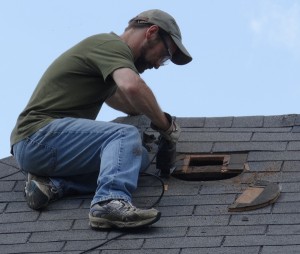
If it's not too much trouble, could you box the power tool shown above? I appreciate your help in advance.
[156,136,177,177]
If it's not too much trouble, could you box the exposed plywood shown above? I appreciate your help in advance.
[228,181,280,212]
[235,187,264,204]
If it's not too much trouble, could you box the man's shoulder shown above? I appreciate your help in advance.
[75,32,128,53]
[67,32,128,57]
[84,32,121,44]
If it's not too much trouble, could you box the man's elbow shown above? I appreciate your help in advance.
[122,84,141,99]
[127,111,142,116]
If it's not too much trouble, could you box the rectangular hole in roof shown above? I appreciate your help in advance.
[188,155,226,166]
[173,154,246,181]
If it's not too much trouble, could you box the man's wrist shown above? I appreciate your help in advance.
[150,112,181,143]
[150,112,171,131]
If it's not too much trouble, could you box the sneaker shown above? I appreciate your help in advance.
[89,200,161,229]
[25,173,59,210]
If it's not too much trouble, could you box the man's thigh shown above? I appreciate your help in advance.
[13,118,138,177]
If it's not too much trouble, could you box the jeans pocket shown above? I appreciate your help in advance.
[21,137,57,175]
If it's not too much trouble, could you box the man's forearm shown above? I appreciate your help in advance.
[112,68,170,130]
[120,80,170,130]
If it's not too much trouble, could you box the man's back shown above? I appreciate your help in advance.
[10,33,137,146]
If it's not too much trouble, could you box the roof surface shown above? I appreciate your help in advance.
[1,114,300,254]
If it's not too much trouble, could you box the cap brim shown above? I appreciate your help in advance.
[170,34,192,65]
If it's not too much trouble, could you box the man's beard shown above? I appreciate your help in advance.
[135,57,147,74]
[134,45,152,74]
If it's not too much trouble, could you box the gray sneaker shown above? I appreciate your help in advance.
[25,173,59,210]
[89,200,161,229]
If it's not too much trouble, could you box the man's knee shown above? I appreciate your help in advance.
[117,124,141,140]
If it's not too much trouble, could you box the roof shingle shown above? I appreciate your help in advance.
[1,114,300,253]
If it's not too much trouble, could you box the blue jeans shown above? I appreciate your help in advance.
[13,117,150,207]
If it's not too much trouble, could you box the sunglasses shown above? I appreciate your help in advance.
[158,33,173,66]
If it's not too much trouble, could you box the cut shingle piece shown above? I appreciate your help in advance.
[228,181,280,212]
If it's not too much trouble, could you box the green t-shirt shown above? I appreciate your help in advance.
[10,33,138,146]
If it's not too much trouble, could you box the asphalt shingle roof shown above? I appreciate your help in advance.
[1,114,300,254]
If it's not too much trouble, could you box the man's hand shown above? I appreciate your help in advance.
[151,113,181,143]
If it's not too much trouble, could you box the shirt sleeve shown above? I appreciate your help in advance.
[86,39,139,81]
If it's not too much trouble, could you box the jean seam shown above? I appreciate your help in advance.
[108,128,124,195]
[18,138,28,170]
[26,137,57,172]
[39,130,121,136]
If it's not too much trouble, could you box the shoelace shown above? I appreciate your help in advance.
[117,200,138,212]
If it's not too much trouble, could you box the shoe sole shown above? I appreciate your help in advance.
[25,180,49,210]
[89,212,161,229]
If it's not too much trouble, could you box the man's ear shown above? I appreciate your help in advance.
[145,25,159,40]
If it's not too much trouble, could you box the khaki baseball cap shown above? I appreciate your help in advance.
[130,9,192,65]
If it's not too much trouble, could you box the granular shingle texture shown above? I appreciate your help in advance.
[1,114,300,254]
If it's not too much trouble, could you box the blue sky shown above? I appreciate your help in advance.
[1,0,300,158]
